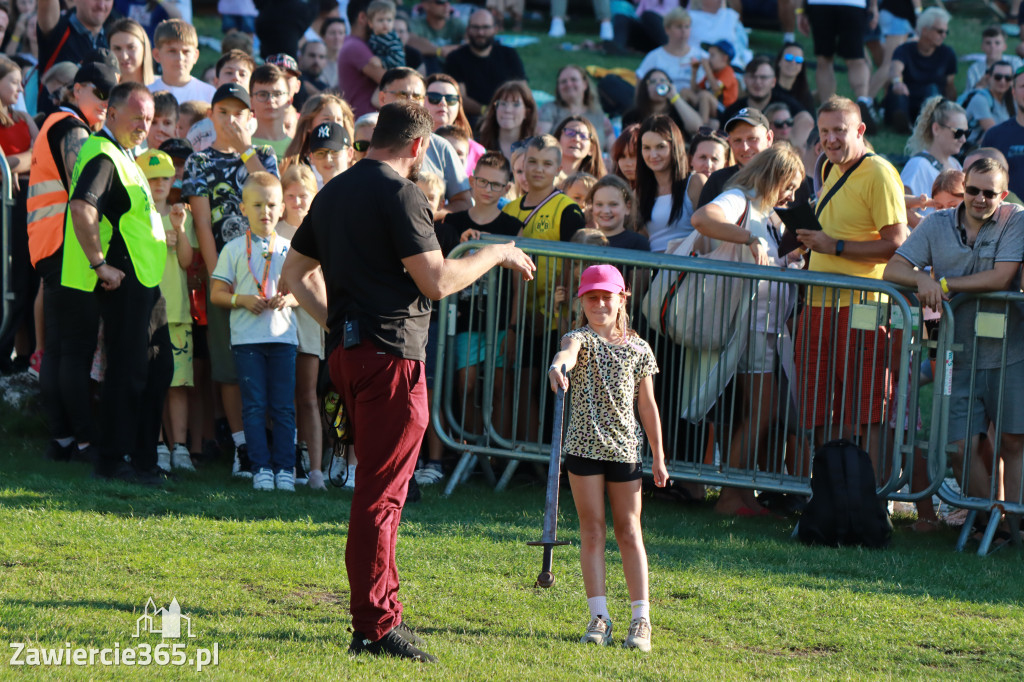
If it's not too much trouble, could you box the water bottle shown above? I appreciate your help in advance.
[656,83,670,97]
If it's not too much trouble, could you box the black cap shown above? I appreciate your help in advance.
[159,137,194,160]
[309,121,350,151]
[724,107,771,133]
[211,82,251,109]
[265,53,301,77]
[73,62,120,98]
[83,47,121,75]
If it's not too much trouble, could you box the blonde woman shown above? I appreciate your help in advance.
[108,18,155,86]
[690,143,804,516]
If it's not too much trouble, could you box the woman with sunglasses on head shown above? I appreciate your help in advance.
[635,114,693,252]
[479,80,537,162]
[623,68,701,137]
[553,115,607,181]
[685,127,732,217]
[901,96,967,200]
[774,42,813,113]
[536,65,614,153]
[962,60,1014,148]
[425,73,485,174]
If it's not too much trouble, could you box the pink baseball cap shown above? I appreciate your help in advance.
[577,264,626,298]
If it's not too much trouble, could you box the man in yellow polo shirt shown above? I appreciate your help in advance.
[795,95,909,470]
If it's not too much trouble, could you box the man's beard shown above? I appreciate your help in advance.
[407,159,423,182]
[469,35,493,51]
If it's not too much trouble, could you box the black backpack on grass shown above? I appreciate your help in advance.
[797,439,892,548]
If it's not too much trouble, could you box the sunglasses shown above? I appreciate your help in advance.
[697,126,728,140]
[772,118,794,128]
[782,53,804,64]
[939,122,968,139]
[510,137,534,154]
[385,90,425,102]
[992,73,1013,82]
[352,140,370,153]
[561,128,591,141]
[93,86,108,101]
[426,91,460,106]
[473,175,507,192]
[965,185,1000,199]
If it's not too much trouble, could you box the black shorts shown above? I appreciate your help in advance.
[807,4,868,60]
[564,454,643,482]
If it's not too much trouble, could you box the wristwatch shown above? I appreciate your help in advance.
[835,239,845,257]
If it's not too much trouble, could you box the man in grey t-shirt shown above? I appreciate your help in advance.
[883,157,1024,505]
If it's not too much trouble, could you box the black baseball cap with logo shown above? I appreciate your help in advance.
[73,62,119,99]
[724,107,771,134]
[309,122,351,152]
[211,82,251,110]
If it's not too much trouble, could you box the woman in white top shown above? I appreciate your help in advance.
[318,17,346,89]
[635,114,691,252]
[690,144,804,516]
[636,7,706,93]
[108,18,155,87]
[901,96,967,200]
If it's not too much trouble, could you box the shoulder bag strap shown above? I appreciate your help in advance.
[523,189,564,228]
[815,153,874,219]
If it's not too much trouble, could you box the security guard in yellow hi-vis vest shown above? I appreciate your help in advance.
[63,82,172,486]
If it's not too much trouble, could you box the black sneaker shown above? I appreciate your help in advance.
[45,440,74,462]
[405,476,422,504]
[71,444,99,464]
[232,444,253,479]
[394,620,425,647]
[94,461,166,486]
[349,628,437,662]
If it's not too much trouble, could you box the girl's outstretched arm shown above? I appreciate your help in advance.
[638,376,668,487]
[548,336,581,392]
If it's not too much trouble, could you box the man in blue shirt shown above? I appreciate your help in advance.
[982,67,1024,200]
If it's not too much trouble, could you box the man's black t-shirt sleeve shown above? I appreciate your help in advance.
[559,204,586,242]
[70,154,131,226]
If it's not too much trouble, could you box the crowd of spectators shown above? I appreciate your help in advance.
[0,0,1021,536]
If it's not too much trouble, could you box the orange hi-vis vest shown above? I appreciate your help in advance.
[27,109,81,266]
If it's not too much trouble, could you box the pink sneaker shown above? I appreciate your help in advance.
[27,350,42,379]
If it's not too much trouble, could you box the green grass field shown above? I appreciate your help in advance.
[1,388,1023,680]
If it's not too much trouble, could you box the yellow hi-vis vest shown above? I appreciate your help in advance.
[61,132,166,291]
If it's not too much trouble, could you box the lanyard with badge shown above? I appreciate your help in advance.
[246,230,276,298]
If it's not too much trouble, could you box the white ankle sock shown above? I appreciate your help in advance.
[631,600,649,622]
[56,437,74,447]
[232,431,245,447]
[587,596,608,620]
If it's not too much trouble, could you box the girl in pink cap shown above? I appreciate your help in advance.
[548,263,668,653]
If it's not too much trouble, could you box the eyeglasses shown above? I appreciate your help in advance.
[782,53,804,64]
[495,99,523,109]
[426,91,460,106]
[992,73,1013,82]
[772,118,794,128]
[932,27,948,35]
[312,149,343,159]
[965,185,1000,199]
[467,24,494,31]
[385,89,425,102]
[352,140,370,153]
[561,128,590,141]
[473,175,507,192]
[92,86,108,101]
[938,122,968,139]
[252,89,289,102]
[697,126,728,140]
[747,74,774,81]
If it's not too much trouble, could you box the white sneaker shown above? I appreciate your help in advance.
[232,445,253,479]
[548,17,566,38]
[343,463,357,489]
[156,444,171,473]
[307,468,326,490]
[623,617,652,652]
[171,444,195,471]
[253,468,274,491]
[414,465,444,486]
[581,616,613,645]
[275,469,296,492]
[599,20,613,41]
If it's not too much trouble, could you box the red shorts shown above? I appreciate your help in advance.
[795,305,896,429]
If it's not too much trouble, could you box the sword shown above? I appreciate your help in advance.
[527,364,570,588]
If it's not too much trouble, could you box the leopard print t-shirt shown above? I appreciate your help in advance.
[562,326,659,464]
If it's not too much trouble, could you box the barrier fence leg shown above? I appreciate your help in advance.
[443,452,476,496]
[954,509,977,553]
[496,458,521,491]
[977,507,1004,557]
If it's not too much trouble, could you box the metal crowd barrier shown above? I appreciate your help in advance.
[0,151,16,347]
[937,292,1024,556]
[432,236,930,506]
